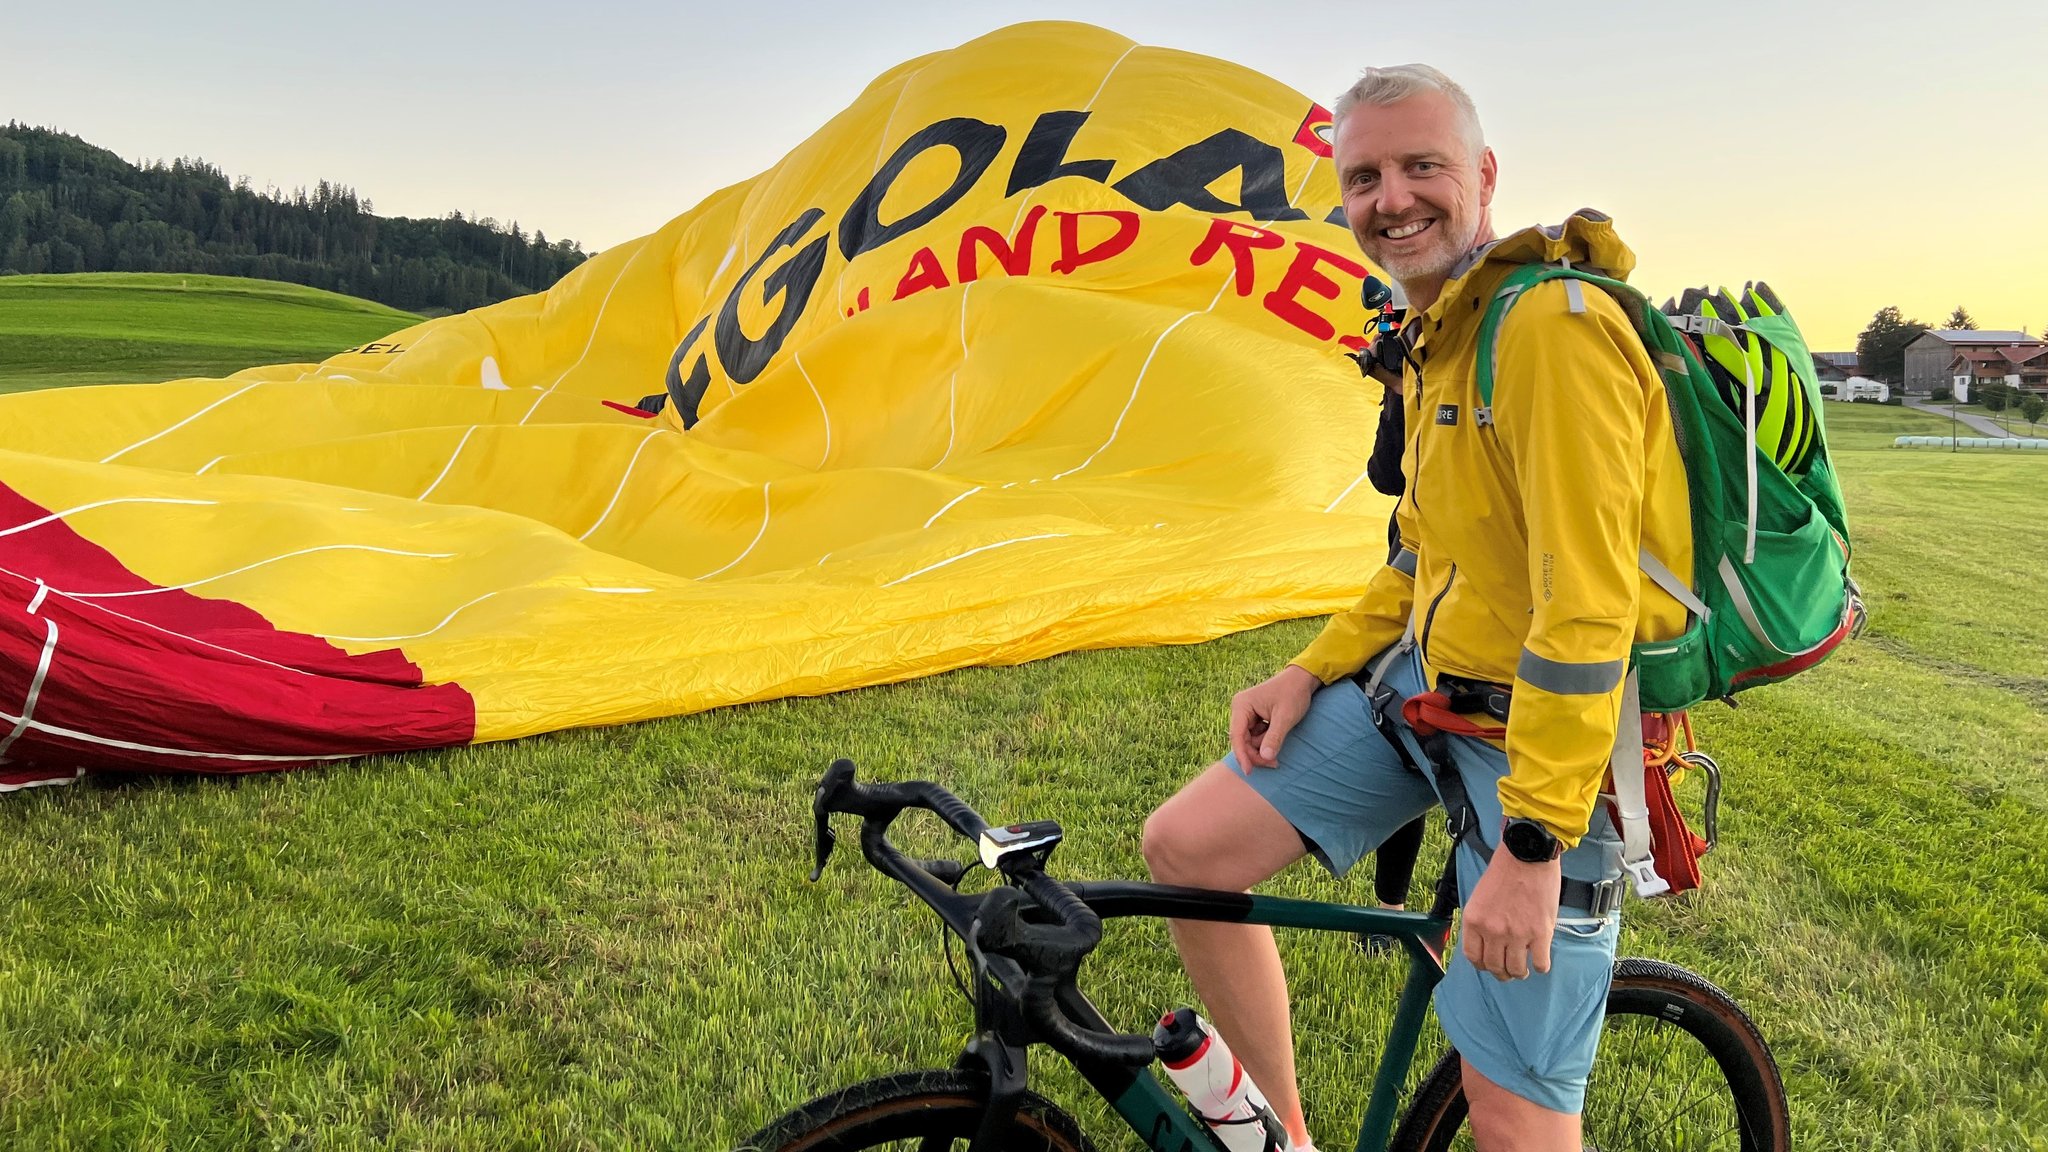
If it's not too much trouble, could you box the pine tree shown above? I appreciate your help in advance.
[1943,306,1977,330]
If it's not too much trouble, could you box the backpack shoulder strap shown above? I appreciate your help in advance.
[1474,263,1653,409]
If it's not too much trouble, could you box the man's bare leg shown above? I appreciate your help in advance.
[1463,1061,1582,1151]
[1142,762,1315,1147]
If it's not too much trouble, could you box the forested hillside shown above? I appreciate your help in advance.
[0,125,588,314]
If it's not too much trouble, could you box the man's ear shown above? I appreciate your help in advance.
[1478,147,1498,208]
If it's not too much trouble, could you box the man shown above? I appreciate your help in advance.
[1141,64,1693,1151]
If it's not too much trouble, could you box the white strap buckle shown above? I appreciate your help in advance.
[1623,856,1671,899]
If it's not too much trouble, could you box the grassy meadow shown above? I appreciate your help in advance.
[0,273,419,393]
[0,309,2043,1152]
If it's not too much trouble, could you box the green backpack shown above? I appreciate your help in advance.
[1474,263,1862,714]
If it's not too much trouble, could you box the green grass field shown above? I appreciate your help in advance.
[0,273,419,393]
[1,348,2043,1149]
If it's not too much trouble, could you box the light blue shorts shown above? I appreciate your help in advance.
[1221,646,1624,1115]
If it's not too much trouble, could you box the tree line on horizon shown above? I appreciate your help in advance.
[0,124,588,314]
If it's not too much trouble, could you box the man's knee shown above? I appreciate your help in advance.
[1141,793,1202,885]
[1143,763,1302,889]
[1461,1059,1580,1151]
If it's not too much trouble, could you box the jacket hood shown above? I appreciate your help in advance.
[1433,210,1638,316]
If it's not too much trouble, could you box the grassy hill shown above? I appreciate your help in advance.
[0,362,2042,1149]
[0,272,419,393]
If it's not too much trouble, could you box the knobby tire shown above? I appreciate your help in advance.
[736,1068,1096,1152]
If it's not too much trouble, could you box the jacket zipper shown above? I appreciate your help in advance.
[1403,363,1424,519]
[1419,562,1457,664]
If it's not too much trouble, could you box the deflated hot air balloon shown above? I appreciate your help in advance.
[0,22,1395,789]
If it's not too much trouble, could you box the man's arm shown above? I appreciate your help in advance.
[1490,280,1654,845]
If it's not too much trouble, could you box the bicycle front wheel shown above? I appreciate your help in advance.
[736,1068,1097,1152]
[1390,957,1789,1152]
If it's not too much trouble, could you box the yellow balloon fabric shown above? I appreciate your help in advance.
[0,22,1394,785]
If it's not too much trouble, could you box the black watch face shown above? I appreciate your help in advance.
[1504,820,1557,862]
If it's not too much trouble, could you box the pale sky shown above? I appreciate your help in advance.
[6,0,2044,348]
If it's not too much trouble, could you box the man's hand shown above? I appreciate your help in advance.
[1229,664,1320,771]
[1460,851,1562,981]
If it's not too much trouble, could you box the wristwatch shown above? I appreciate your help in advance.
[1501,818,1563,863]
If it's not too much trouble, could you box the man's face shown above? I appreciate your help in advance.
[1334,91,1497,287]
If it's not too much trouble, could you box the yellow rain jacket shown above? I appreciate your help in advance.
[1291,213,1693,845]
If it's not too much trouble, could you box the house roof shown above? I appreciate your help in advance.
[1950,345,2048,373]
[1923,329,2034,344]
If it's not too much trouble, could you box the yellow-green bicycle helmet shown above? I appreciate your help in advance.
[1667,282,1818,476]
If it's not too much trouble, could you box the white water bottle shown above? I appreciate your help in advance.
[1153,1007,1288,1152]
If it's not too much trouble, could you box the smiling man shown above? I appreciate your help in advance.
[1142,65,1695,1151]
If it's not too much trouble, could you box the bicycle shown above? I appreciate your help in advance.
[739,759,1790,1151]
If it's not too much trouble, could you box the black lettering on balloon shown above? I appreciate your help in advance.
[715,207,830,387]
[838,117,1007,260]
[1325,204,1349,227]
[1005,110,1114,196]
[1111,129,1309,222]
[663,316,712,428]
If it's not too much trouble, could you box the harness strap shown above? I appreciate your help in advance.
[1400,691,1503,740]
[1365,678,1626,918]
[1606,669,1666,897]
[1425,732,1626,918]
[1359,615,1416,700]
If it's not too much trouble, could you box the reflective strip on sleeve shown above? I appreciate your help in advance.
[1391,547,1418,576]
[1516,648,1625,695]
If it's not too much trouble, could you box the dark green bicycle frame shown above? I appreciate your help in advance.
[1059,881,1454,1152]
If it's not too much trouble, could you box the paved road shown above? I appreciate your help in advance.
[1901,400,2015,438]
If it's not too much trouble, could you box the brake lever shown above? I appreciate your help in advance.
[809,758,858,881]
[809,817,836,883]
[967,888,1032,999]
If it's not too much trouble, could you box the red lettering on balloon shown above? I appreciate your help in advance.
[1189,218,1286,297]
[893,246,952,299]
[1262,241,1367,341]
[957,205,1048,283]
[1050,210,1140,275]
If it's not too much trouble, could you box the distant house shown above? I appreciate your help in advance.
[1947,344,2048,402]
[1903,330,2041,394]
[1810,355,1855,385]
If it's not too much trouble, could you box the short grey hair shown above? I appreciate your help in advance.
[1332,64,1485,160]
